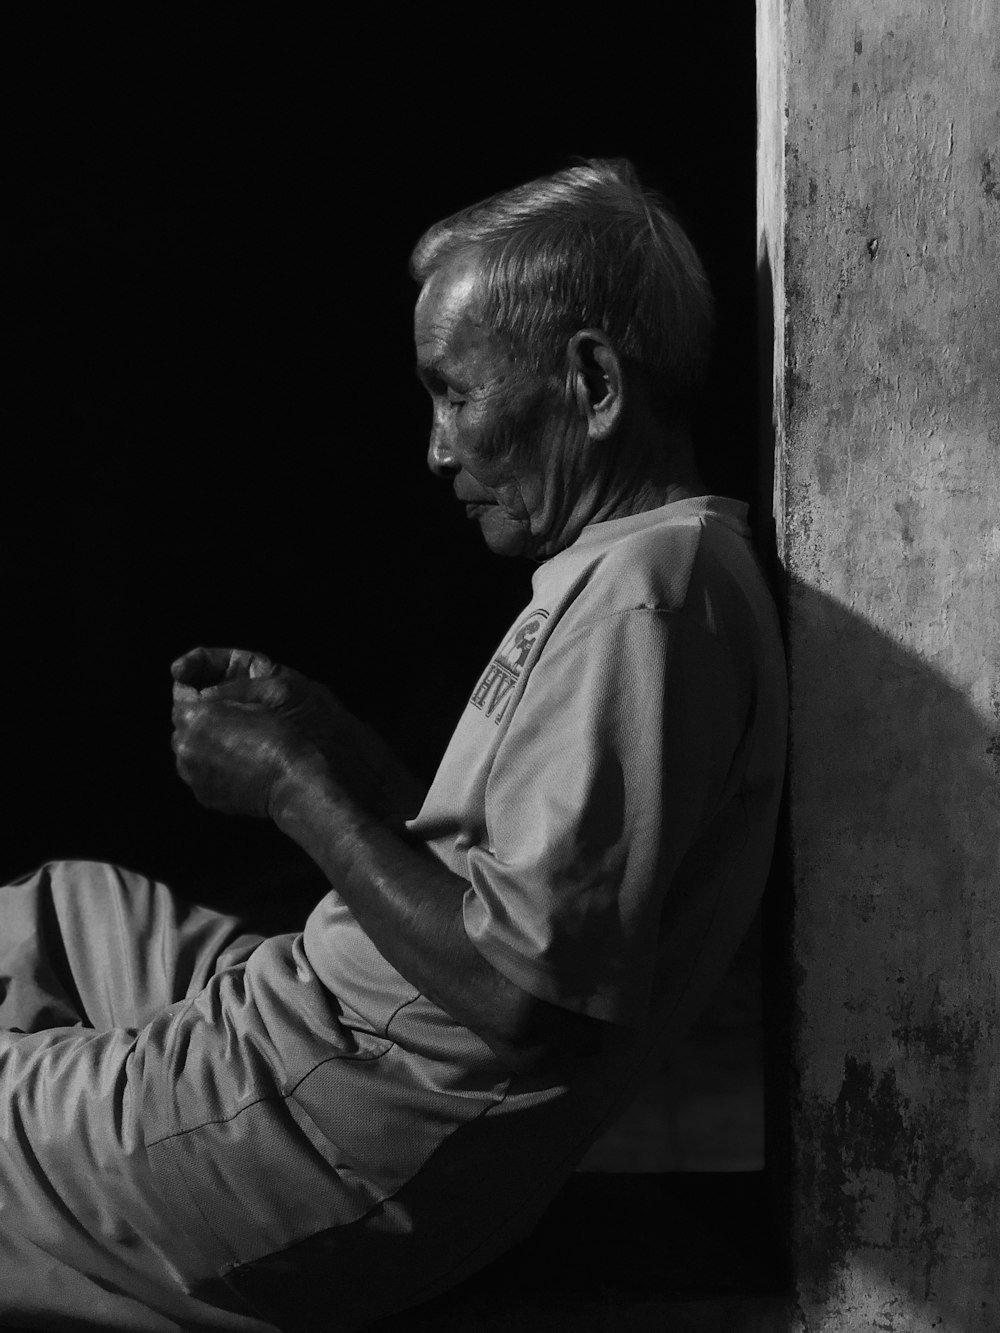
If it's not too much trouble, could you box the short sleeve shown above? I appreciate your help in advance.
[462,607,745,1025]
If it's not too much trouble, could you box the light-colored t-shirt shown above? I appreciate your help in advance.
[306,495,786,1038]
[137,492,788,1326]
[411,495,787,1028]
[297,495,787,1215]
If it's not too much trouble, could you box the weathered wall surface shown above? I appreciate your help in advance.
[760,1,1000,1328]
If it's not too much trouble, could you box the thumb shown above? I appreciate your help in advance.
[225,649,278,682]
[201,674,289,707]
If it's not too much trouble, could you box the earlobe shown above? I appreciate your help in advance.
[568,330,624,440]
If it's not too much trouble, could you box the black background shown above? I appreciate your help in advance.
[4,13,757,928]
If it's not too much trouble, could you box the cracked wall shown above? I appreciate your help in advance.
[759,1,1000,1329]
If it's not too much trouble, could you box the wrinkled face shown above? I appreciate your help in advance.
[414,249,587,559]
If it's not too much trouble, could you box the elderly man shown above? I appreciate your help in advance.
[0,159,786,1331]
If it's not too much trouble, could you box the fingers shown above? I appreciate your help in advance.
[171,647,235,687]
[170,698,225,777]
[224,649,278,682]
[171,697,272,760]
[198,666,324,714]
[171,647,277,690]
[169,695,286,820]
[171,696,250,734]
[200,674,290,707]
[171,694,204,739]
[171,701,216,803]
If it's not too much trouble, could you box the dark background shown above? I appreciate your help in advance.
[4,14,757,929]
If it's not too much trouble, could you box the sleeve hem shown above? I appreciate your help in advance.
[464,904,642,1027]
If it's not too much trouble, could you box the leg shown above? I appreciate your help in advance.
[0,860,263,1034]
[0,927,386,1331]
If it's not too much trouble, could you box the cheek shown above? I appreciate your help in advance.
[460,410,518,474]
[466,384,557,475]
[463,428,532,514]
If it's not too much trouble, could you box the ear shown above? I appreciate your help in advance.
[567,330,624,441]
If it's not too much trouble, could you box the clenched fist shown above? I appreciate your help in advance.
[170,647,425,823]
[171,693,303,818]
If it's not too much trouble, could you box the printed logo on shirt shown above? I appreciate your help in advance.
[470,608,550,725]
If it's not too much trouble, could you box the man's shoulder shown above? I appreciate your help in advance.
[555,497,754,619]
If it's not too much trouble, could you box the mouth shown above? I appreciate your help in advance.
[463,501,494,518]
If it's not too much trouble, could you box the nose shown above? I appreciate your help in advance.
[426,415,459,478]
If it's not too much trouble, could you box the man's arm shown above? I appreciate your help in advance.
[272,765,601,1073]
[170,652,604,1074]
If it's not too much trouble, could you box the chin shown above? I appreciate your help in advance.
[478,511,533,559]
[481,531,530,559]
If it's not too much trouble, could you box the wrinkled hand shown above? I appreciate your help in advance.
[170,647,424,822]
[171,645,280,700]
[171,692,306,818]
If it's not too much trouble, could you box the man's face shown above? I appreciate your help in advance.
[414,250,586,559]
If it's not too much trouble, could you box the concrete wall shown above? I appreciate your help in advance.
[759,1,1000,1328]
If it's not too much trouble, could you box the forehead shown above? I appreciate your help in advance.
[414,250,496,369]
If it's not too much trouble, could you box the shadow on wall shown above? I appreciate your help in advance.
[758,237,999,1328]
[778,571,999,1329]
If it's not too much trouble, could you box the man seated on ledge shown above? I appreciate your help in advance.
[0,159,787,1332]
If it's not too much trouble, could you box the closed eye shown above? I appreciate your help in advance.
[417,370,467,411]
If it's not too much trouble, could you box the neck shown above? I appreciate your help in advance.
[528,427,706,562]
[590,421,705,521]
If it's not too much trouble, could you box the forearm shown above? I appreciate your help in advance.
[172,666,602,1071]
[270,764,537,1069]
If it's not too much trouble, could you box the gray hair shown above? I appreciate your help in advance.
[410,158,715,422]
